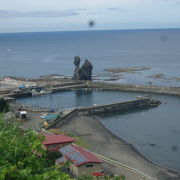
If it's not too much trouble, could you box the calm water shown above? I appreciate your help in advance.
[0,29,180,86]
[16,89,180,171]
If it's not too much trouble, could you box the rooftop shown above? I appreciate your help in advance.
[42,134,75,145]
[60,145,103,166]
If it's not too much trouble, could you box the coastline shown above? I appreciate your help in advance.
[55,114,179,180]
[1,76,180,179]
[93,115,179,174]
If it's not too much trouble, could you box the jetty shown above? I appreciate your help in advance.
[43,96,161,130]
[2,78,180,101]
[78,96,161,115]
[51,84,87,92]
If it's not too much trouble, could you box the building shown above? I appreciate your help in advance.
[42,134,75,152]
[58,145,103,177]
[20,111,27,119]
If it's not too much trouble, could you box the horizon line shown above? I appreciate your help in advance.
[0,27,180,34]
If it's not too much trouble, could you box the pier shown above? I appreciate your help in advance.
[44,96,161,130]
[51,84,87,92]
[7,92,32,99]
[3,79,180,100]
[78,97,161,115]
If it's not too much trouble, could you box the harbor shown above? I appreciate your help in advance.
[1,76,180,177]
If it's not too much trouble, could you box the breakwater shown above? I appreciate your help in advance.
[86,81,180,96]
[44,108,78,130]
[8,92,32,98]
[51,84,87,92]
[44,97,161,129]
[78,97,160,115]
[3,80,180,100]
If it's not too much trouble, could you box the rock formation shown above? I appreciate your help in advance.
[72,56,93,81]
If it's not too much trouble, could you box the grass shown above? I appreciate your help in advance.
[49,128,65,134]
[68,133,90,149]
[49,129,90,149]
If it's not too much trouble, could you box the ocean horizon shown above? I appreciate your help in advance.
[0,28,180,86]
[1,27,180,34]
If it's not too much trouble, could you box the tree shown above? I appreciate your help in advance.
[0,98,9,113]
[0,116,71,180]
[0,116,126,180]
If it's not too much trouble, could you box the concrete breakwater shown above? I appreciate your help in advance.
[78,97,161,115]
[8,92,32,98]
[2,83,87,99]
[44,97,161,129]
[86,81,180,96]
[51,84,87,92]
[3,80,180,100]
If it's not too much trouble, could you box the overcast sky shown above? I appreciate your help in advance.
[0,0,180,33]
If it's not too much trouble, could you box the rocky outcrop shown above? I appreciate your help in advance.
[72,56,93,81]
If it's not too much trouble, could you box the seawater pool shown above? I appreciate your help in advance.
[16,89,180,171]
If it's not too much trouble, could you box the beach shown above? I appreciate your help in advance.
[55,115,179,180]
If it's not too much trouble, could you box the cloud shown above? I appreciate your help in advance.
[108,8,127,12]
[0,9,79,18]
[69,8,87,11]
[162,0,180,4]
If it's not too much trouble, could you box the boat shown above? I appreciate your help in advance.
[31,88,52,96]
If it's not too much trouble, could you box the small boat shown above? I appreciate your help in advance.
[40,89,52,94]
[31,89,52,96]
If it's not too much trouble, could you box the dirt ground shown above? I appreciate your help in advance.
[55,115,179,180]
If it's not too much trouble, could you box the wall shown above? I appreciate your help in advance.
[45,108,78,130]
[78,98,159,115]
[70,163,102,177]
[45,142,73,152]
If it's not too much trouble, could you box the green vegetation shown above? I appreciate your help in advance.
[0,117,125,180]
[0,98,9,113]
[46,151,62,166]
[0,116,71,180]
[67,133,90,149]
[49,129,89,149]
[49,129,65,134]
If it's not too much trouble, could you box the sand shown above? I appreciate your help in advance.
[55,115,179,180]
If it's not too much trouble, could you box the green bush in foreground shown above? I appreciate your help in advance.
[0,116,71,180]
[0,115,125,180]
[0,98,9,113]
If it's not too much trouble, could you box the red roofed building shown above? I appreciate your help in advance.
[42,134,75,152]
[59,145,103,176]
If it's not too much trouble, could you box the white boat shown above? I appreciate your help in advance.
[31,89,52,96]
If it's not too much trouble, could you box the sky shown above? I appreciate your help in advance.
[0,0,180,33]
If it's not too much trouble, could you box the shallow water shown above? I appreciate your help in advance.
[16,89,180,171]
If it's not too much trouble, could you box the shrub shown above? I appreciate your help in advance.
[0,98,9,113]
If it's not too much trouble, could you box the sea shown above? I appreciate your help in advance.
[0,29,180,86]
[1,29,180,171]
